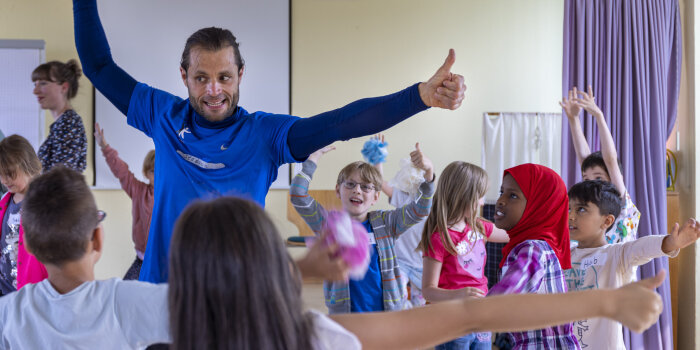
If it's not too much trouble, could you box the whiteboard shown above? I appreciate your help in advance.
[93,0,291,189]
[0,40,45,152]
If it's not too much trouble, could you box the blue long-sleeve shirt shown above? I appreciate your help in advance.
[73,0,430,283]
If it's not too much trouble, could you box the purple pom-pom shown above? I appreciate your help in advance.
[307,210,370,280]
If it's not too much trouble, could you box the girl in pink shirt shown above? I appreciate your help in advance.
[0,135,48,293]
[95,123,154,280]
[419,161,509,350]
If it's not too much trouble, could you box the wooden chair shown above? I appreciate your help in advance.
[286,190,342,246]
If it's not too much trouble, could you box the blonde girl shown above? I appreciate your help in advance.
[418,161,509,350]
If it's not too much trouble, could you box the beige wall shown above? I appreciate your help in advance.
[3,1,562,272]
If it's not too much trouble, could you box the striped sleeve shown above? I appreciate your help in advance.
[289,160,327,234]
[383,180,435,238]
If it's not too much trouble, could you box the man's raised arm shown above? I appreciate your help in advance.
[287,49,466,160]
[73,0,138,116]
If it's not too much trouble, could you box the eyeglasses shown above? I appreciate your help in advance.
[97,210,107,223]
[342,181,376,193]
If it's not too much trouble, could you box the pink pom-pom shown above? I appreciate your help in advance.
[307,210,370,280]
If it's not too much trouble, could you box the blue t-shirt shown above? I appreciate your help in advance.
[348,220,383,312]
[128,83,299,283]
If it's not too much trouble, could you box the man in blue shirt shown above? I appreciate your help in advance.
[73,0,467,283]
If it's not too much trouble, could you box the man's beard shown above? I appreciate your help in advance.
[189,91,239,122]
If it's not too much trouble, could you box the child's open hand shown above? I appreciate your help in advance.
[94,123,108,149]
[559,87,583,120]
[307,145,336,164]
[662,218,700,254]
[610,270,664,333]
[572,86,604,119]
[410,143,434,182]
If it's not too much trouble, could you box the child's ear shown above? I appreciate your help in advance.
[335,184,341,199]
[602,214,616,231]
[91,226,104,254]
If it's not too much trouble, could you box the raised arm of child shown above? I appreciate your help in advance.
[332,272,665,350]
[94,122,146,198]
[615,218,700,273]
[289,145,336,234]
[662,219,700,253]
[560,86,592,165]
[572,86,627,195]
[384,143,435,236]
[368,134,394,199]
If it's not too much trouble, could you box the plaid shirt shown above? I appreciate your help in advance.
[488,240,580,349]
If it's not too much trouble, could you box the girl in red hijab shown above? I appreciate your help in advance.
[487,163,579,349]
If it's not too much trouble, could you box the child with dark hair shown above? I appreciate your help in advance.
[560,86,640,244]
[291,143,435,314]
[0,166,169,349]
[0,135,47,294]
[487,163,579,349]
[95,123,154,280]
[566,180,700,349]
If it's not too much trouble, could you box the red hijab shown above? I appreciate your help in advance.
[499,164,571,269]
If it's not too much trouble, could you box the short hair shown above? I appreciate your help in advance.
[336,161,383,192]
[0,135,42,179]
[180,27,244,73]
[568,180,622,232]
[581,151,624,176]
[22,166,97,265]
[31,59,83,100]
[142,150,155,177]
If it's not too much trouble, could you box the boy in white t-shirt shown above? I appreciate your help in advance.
[0,166,170,350]
[565,180,700,349]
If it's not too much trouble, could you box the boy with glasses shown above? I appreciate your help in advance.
[291,143,435,314]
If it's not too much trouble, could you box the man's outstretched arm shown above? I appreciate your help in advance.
[288,49,466,160]
[74,0,138,116]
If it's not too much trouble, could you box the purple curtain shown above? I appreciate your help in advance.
[562,1,682,349]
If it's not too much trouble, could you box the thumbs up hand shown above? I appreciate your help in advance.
[418,49,467,110]
[410,143,434,182]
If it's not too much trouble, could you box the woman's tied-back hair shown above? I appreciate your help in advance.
[142,150,155,177]
[22,166,97,266]
[0,135,42,180]
[168,197,315,350]
[336,161,383,192]
[418,161,488,256]
[31,59,83,100]
[180,27,245,73]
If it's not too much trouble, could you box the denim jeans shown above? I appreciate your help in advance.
[435,332,492,350]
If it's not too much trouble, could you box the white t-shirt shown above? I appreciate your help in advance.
[310,310,362,349]
[0,278,169,350]
[390,189,426,271]
[564,235,677,350]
